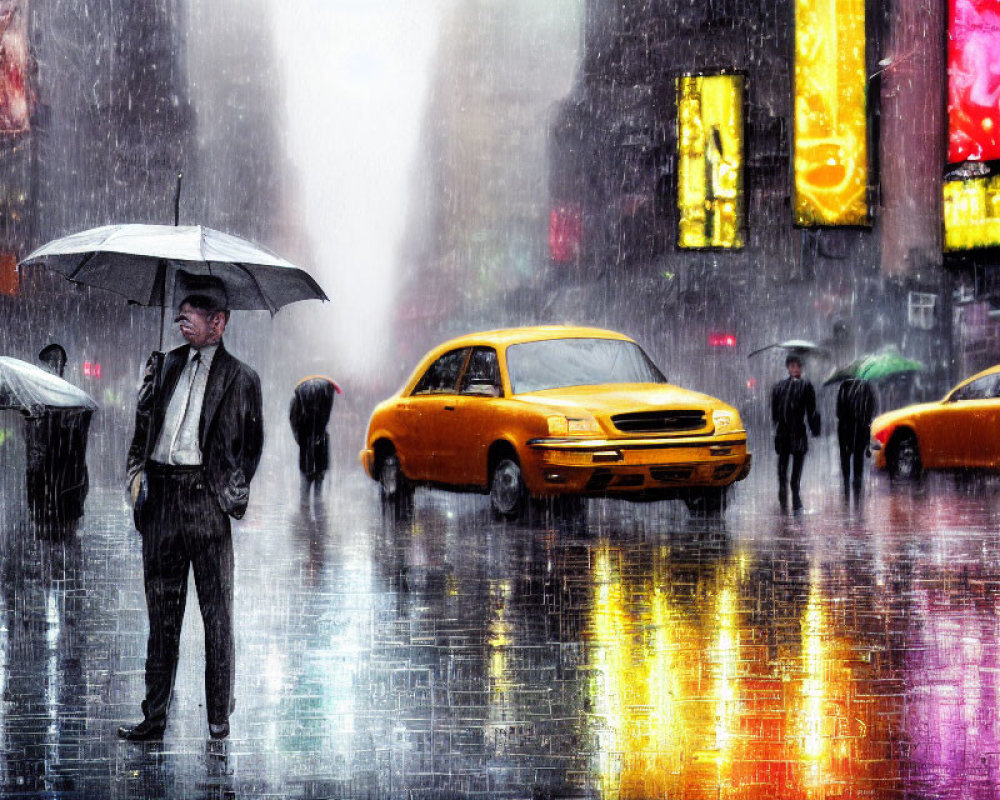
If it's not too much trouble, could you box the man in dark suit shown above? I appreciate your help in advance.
[771,354,821,513]
[119,280,263,742]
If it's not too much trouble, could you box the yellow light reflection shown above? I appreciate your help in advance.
[793,0,869,226]
[713,586,739,761]
[801,571,826,769]
[677,74,744,249]
[591,546,634,797]
[943,175,1000,251]
[487,579,513,705]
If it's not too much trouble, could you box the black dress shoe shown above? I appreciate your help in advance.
[208,721,230,740]
[118,718,165,741]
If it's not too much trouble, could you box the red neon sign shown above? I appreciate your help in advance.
[708,332,738,348]
[948,0,1000,163]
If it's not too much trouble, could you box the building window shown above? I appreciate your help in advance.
[908,291,936,330]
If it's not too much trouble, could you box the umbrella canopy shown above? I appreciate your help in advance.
[0,357,98,413]
[823,350,925,386]
[19,223,328,314]
[295,374,343,394]
[747,339,828,359]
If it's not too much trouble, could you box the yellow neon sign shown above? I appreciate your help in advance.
[943,175,1000,251]
[676,74,744,249]
[793,0,869,226]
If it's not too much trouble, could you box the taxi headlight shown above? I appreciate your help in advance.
[712,410,735,433]
[547,414,600,435]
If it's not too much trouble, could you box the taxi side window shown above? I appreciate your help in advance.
[952,374,995,401]
[460,347,502,397]
[413,348,470,395]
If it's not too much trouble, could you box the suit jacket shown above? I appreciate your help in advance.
[127,342,264,519]
[771,376,820,455]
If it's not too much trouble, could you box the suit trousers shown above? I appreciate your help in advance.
[777,451,805,510]
[138,462,234,728]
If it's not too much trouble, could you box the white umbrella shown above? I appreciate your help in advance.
[19,223,328,314]
[0,357,98,413]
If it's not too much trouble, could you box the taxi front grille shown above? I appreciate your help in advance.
[650,467,694,483]
[612,410,706,433]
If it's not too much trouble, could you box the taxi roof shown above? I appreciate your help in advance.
[432,325,635,351]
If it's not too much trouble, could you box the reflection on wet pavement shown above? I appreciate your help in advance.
[3,467,1000,798]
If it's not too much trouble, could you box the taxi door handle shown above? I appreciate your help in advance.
[444,405,456,411]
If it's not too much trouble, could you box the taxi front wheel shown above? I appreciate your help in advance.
[490,457,527,520]
[684,487,727,516]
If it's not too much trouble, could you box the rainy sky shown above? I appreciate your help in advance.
[262,0,446,374]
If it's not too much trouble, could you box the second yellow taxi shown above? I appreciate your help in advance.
[361,325,752,518]
[871,363,1000,480]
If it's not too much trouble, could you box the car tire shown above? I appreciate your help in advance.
[379,449,413,518]
[490,456,527,521]
[684,487,727,517]
[888,431,922,481]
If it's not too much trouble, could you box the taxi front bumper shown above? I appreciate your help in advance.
[523,432,751,495]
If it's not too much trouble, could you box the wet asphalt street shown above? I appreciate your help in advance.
[4,433,1000,799]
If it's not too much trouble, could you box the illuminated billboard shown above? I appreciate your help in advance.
[948,0,1000,164]
[943,173,1000,251]
[0,0,32,135]
[793,0,869,226]
[676,74,744,249]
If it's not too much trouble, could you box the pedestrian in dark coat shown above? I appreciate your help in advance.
[289,375,341,507]
[119,280,263,743]
[836,377,878,499]
[771,354,821,512]
[25,406,92,527]
[25,343,91,530]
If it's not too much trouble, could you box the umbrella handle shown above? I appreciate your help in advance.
[173,172,183,226]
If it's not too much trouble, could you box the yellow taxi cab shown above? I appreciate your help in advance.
[871,363,1000,479]
[360,325,752,518]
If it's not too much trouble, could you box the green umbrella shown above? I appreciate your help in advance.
[823,349,925,385]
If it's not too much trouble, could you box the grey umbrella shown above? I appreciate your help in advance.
[0,357,98,414]
[747,339,829,359]
[18,223,328,314]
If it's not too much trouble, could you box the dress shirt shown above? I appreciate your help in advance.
[151,344,218,465]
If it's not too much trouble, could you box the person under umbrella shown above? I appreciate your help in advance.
[1,352,95,532]
[119,275,264,743]
[835,377,878,502]
[289,374,342,511]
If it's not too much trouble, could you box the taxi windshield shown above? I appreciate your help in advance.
[506,338,666,394]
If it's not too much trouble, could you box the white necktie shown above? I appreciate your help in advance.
[169,352,201,461]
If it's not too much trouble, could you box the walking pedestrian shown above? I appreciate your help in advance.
[836,377,878,500]
[119,278,264,742]
[771,354,821,513]
[289,375,341,510]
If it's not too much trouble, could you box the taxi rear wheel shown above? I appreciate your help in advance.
[490,456,527,520]
[379,449,413,518]
[888,431,922,481]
